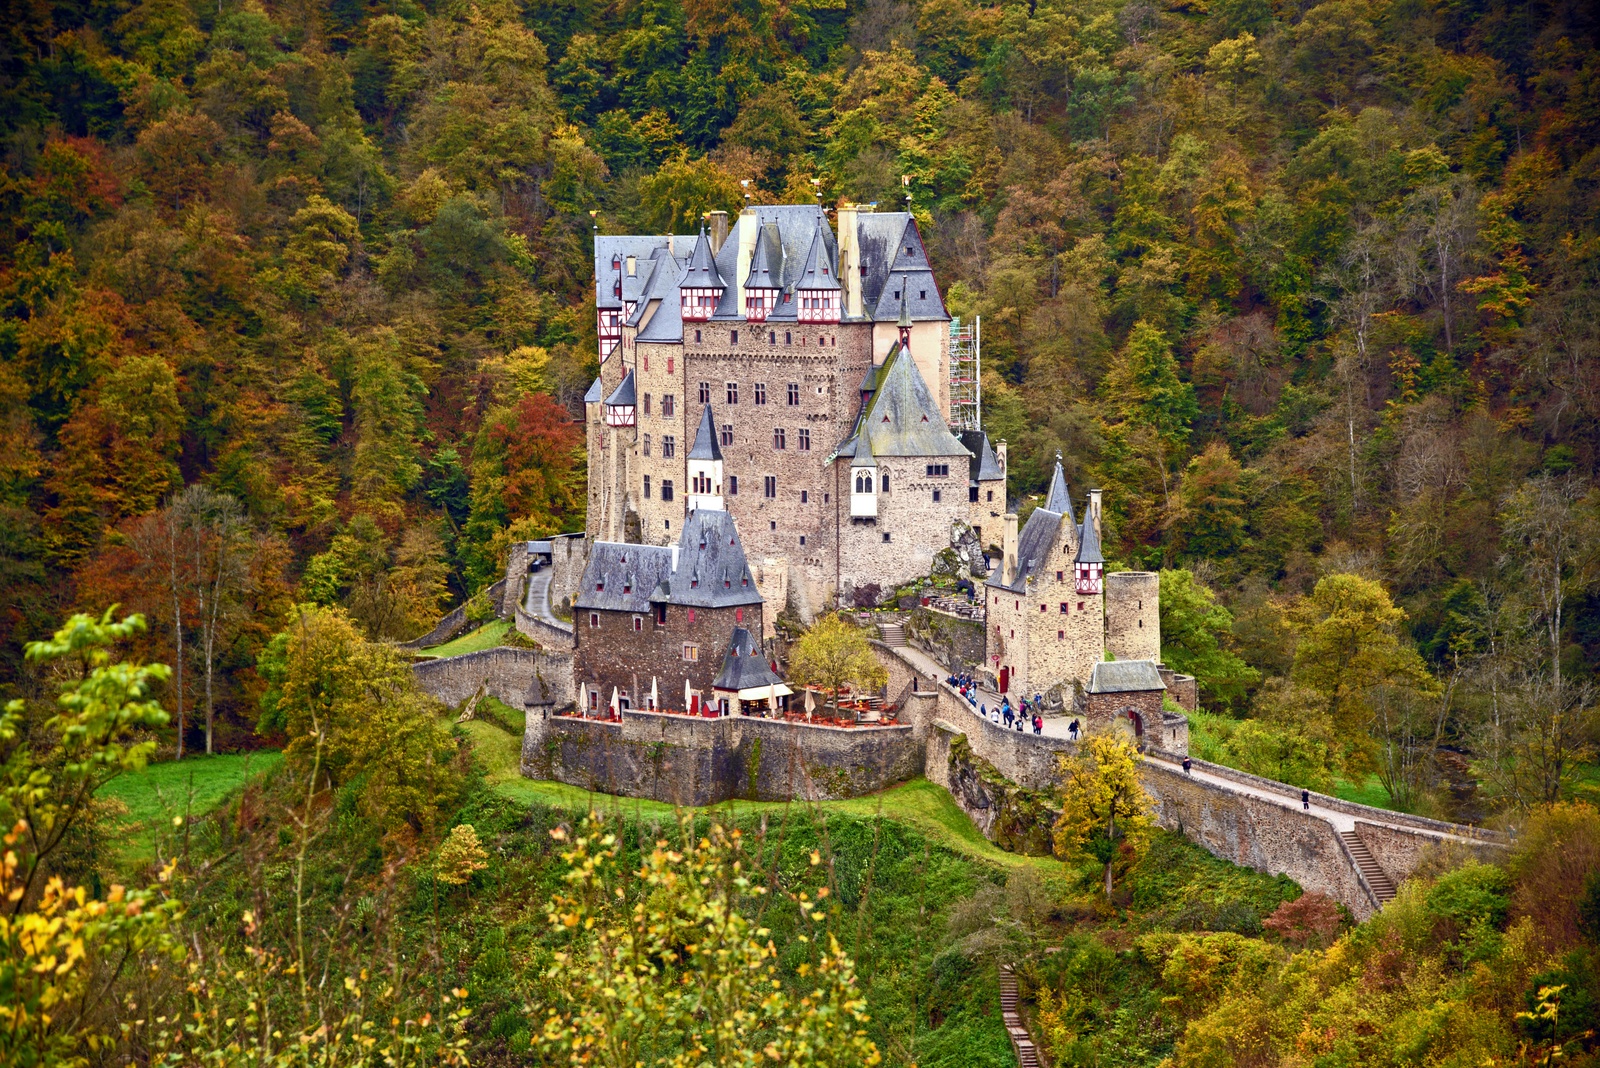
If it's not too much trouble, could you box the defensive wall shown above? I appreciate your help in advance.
[514,603,578,651]
[412,647,574,710]
[399,578,507,651]
[519,707,921,806]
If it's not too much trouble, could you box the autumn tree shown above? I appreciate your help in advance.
[788,613,888,719]
[1053,734,1153,898]
[1157,569,1260,713]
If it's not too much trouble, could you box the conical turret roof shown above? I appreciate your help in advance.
[745,223,782,290]
[690,404,722,460]
[1043,458,1075,524]
[1076,512,1104,564]
[680,227,724,289]
[796,221,840,291]
[605,369,636,406]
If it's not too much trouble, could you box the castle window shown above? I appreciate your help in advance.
[907,246,914,256]
[773,428,786,450]
[643,434,651,457]
[667,357,674,373]
[933,489,941,502]
[736,607,744,623]
[687,609,696,623]
[644,475,651,498]
[798,428,811,451]
[683,644,698,661]
[854,472,870,493]
[1041,604,1047,612]
[882,532,891,543]
[881,473,890,492]
[698,382,710,403]
[801,490,808,503]
[663,394,675,417]
[656,604,667,624]
[691,579,698,588]
[987,490,994,502]
[731,330,738,343]
[726,382,738,405]
[763,475,777,498]
[1078,602,1085,611]
[634,616,643,632]
[662,435,676,458]
[969,486,978,502]
[920,290,927,300]
[1060,603,1068,613]
[800,535,806,545]
[754,382,767,405]
[768,330,775,344]
[662,480,674,501]
[785,331,791,344]
[787,383,799,405]
[643,393,651,415]
[1058,630,1064,640]
[724,578,731,588]
[770,520,776,530]
[720,424,733,446]
[692,473,711,494]
[596,581,604,591]
[824,493,829,503]
[589,613,599,628]
[729,475,738,495]
[695,329,701,343]
[1139,620,1143,627]
[1057,570,1063,581]
[893,290,900,299]
[623,582,631,594]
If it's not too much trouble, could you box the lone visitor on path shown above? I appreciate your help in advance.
[1302,788,1310,810]
[1068,719,1080,740]
[1182,756,1192,775]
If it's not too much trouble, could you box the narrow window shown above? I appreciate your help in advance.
[1060,602,1068,613]
[731,329,738,344]
[643,393,652,415]
[787,383,799,405]
[687,609,696,624]
[800,535,806,545]
[729,475,738,495]
[643,434,651,457]
[773,428,786,450]
[644,475,652,498]
[768,330,775,344]
[933,489,941,502]
[800,490,808,503]
[798,428,811,451]
[969,486,978,502]
[698,382,710,403]
[754,382,767,405]
[882,532,891,543]
[736,607,744,623]
[763,476,776,499]
[633,616,643,632]
[726,382,738,405]
[589,613,599,627]
[667,356,674,373]
[662,435,676,458]
[785,331,791,344]
[695,329,702,342]
[881,473,890,492]
[720,424,733,446]
[1056,570,1064,582]
[1058,630,1064,640]
[920,290,927,300]
[662,480,674,501]
[663,394,675,417]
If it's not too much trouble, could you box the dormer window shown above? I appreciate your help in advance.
[691,579,699,588]
[596,581,604,591]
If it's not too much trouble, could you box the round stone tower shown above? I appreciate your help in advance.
[1105,571,1161,663]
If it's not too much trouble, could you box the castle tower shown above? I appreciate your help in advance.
[687,404,725,512]
[1105,571,1160,662]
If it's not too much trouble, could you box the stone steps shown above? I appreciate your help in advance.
[1340,830,1397,903]
[999,964,1041,1067]
[878,622,907,647]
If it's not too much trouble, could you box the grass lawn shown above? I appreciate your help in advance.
[1332,773,1394,809]
[98,751,282,867]
[457,702,1056,872]
[421,618,512,657]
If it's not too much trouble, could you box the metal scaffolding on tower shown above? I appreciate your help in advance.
[948,315,980,431]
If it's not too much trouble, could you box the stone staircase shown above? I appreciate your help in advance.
[999,964,1041,1068]
[1340,830,1397,904]
[878,621,907,648]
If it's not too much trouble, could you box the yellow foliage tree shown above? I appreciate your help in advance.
[1053,734,1154,898]
[787,613,888,719]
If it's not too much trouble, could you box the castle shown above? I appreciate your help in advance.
[586,204,1007,618]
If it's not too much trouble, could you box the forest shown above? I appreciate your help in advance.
[2,0,1600,1063]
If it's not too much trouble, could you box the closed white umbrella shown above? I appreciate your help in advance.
[610,687,620,717]
[768,682,777,715]
[650,676,658,710]
[684,678,692,713]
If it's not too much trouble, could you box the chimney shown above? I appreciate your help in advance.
[1088,489,1102,543]
[1001,512,1019,587]
[708,210,729,254]
[837,203,862,318]
[994,439,1008,496]
[736,206,760,312]
[670,545,680,571]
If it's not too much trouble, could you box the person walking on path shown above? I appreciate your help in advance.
[1033,713,1043,735]
[1069,719,1080,740]
[1183,756,1192,775]
[1301,788,1310,810]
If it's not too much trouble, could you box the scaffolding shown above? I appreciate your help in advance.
[948,315,980,431]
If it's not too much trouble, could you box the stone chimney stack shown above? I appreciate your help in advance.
[1088,488,1102,543]
[1001,512,1019,587]
[736,206,759,311]
[837,204,862,318]
[708,210,729,254]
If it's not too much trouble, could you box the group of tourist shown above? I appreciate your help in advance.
[946,672,1049,735]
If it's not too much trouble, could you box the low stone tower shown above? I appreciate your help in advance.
[1105,571,1160,662]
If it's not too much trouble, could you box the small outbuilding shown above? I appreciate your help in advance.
[1085,660,1167,742]
[711,627,792,716]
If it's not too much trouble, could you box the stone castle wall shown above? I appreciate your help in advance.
[904,607,986,672]
[413,647,574,710]
[1106,571,1160,662]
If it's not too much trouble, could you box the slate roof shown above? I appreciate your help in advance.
[1043,460,1076,524]
[655,509,763,609]
[744,222,783,291]
[680,228,725,289]
[1088,660,1166,694]
[632,246,689,342]
[583,376,604,404]
[1076,513,1104,564]
[712,627,783,692]
[856,213,946,323]
[986,505,1065,593]
[573,543,675,613]
[837,341,970,459]
[959,430,1004,483]
[594,236,676,310]
[795,221,841,291]
[575,510,764,613]
[689,404,721,461]
[604,369,636,407]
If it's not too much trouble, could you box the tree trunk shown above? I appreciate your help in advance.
[1104,806,1116,898]
[167,516,185,759]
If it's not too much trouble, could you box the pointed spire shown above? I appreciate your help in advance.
[1076,510,1103,564]
[690,404,722,460]
[680,226,724,289]
[1043,454,1075,523]
[796,220,840,291]
[897,291,912,346]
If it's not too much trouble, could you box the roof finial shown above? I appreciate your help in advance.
[897,293,912,347]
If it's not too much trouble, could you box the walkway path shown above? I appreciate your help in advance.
[524,567,573,634]
[999,963,1041,1068]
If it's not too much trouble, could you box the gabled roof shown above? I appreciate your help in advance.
[573,543,675,612]
[605,369,636,407]
[689,404,721,461]
[853,342,971,458]
[795,222,840,291]
[594,235,675,310]
[986,506,1065,593]
[1076,514,1104,564]
[959,430,1004,482]
[583,376,605,404]
[745,223,783,291]
[660,509,763,609]
[634,247,689,342]
[680,228,724,289]
[1043,460,1075,523]
[712,627,782,692]
[854,213,946,323]
[1088,660,1166,694]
